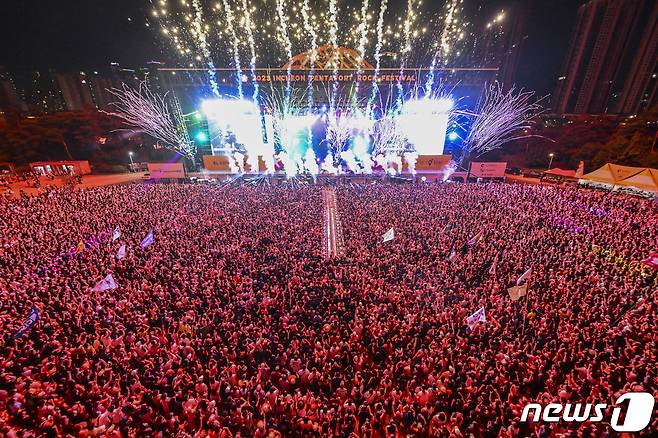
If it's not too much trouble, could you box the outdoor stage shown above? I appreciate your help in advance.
[143,45,501,178]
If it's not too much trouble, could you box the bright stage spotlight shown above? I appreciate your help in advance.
[279,115,316,152]
[403,97,453,114]
[201,99,267,162]
[448,131,459,141]
[352,134,373,174]
[195,131,208,143]
[397,98,453,156]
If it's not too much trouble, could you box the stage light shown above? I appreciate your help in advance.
[202,99,261,117]
[277,115,316,158]
[448,131,459,141]
[195,131,208,142]
[397,98,453,155]
[403,97,453,114]
[202,98,267,160]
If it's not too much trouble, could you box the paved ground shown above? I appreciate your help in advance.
[322,188,344,259]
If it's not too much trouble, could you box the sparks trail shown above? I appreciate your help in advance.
[322,188,344,259]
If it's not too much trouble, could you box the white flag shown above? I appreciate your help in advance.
[112,226,121,242]
[116,244,126,260]
[516,267,532,285]
[448,249,456,261]
[467,307,486,329]
[489,257,497,275]
[93,274,118,292]
[382,228,395,243]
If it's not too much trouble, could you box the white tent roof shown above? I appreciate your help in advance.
[581,163,645,184]
[617,168,658,193]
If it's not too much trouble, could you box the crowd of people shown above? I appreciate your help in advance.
[0,181,656,437]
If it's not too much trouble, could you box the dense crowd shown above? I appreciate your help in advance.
[0,181,656,437]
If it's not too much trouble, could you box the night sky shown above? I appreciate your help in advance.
[0,0,582,95]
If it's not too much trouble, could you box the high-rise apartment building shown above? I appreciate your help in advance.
[0,67,28,116]
[553,0,657,114]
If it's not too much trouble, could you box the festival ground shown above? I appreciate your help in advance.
[2,180,657,435]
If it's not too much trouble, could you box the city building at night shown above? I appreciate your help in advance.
[553,0,658,115]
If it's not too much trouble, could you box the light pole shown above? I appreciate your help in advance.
[128,151,134,166]
[548,153,554,170]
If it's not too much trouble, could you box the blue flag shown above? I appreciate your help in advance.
[140,230,154,249]
[13,307,40,339]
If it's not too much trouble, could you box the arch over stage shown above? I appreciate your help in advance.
[282,44,375,70]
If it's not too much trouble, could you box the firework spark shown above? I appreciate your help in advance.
[353,0,370,99]
[328,0,340,114]
[264,85,308,162]
[276,0,294,106]
[326,111,355,166]
[190,0,219,95]
[371,116,407,157]
[368,0,389,115]
[397,0,416,109]
[426,0,463,95]
[222,0,243,99]
[241,0,259,102]
[300,0,318,113]
[106,82,195,160]
[462,82,545,160]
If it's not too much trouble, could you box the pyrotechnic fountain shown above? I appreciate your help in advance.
[228,1,245,99]
[241,0,259,102]
[367,0,388,117]
[124,0,542,178]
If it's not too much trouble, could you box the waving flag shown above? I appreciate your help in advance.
[489,257,497,275]
[507,284,528,301]
[76,240,85,253]
[467,231,483,246]
[641,253,658,270]
[13,307,40,339]
[448,249,457,261]
[140,230,154,249]
[116,244,126,260]
[93,274,118,292]
[112,226,121,242]
[467,307,486,329]
[516,267,532,285]
[382,228,395,243]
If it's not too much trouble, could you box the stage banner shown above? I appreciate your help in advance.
[147,162,186,179]
[243,156,268,173]
[469,162,507,178]
[202,155,232,172]
[415,155,452,172]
